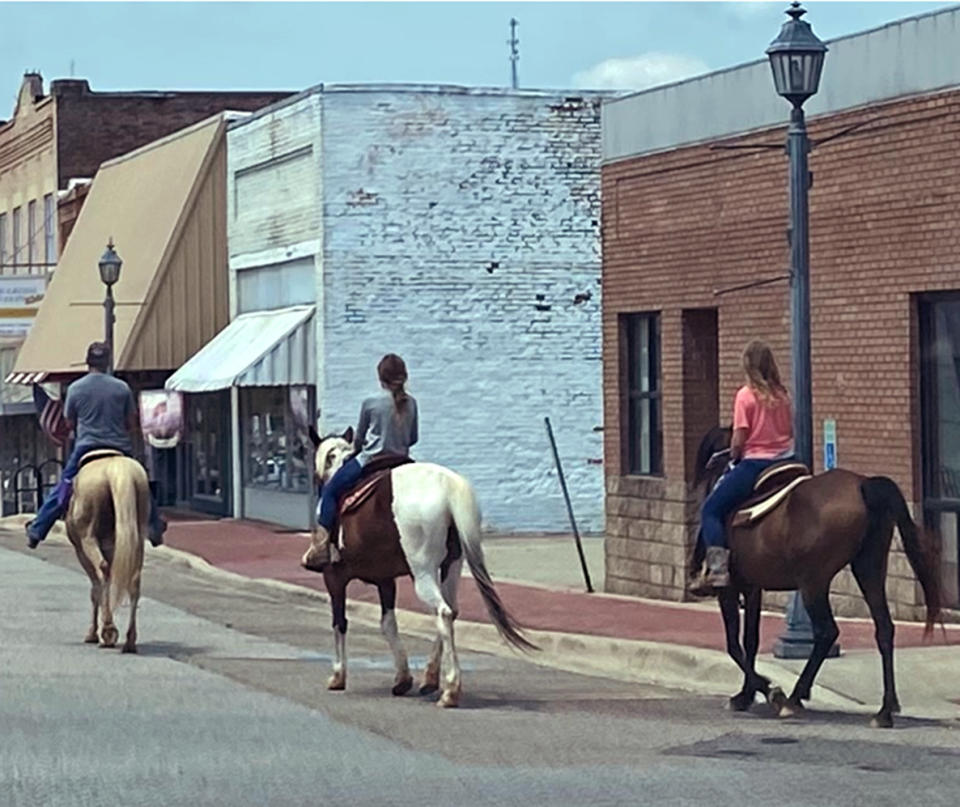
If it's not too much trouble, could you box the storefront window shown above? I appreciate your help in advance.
[921,296,960,607]
[241,386,313,492]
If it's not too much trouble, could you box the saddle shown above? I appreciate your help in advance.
[338,453,415,516]
[78,448,125,469]
[730,460,811,528]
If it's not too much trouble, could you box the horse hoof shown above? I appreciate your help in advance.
[870,712,894,729]
[392,676,414,697]
[727,692,753,712]
[327,673,346,691]
[121,643,137,654]
[99,626,119,648]
[84,632,99,644]
[437,689,460,708]
[419,682,439,696]
[778,700,804,719]
[767,687,787,710]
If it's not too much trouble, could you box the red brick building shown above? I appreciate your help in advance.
[601,7,960,619]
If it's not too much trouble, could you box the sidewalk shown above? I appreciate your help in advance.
[162,517,949,655]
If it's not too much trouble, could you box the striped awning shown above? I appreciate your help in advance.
[3,371,48,385]
[165,305,315,392]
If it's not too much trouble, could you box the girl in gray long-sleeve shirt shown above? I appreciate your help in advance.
[314,353,418,539]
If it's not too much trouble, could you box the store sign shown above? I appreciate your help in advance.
[823,418,837,471]
[140,389,184,449]
[0,275,45,339]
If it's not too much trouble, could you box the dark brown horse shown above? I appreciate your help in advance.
[693,426,941,728]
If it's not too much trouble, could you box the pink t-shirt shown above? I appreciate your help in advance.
[733,385,794,460]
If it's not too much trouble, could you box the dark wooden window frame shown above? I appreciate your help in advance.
[621,312,663,476]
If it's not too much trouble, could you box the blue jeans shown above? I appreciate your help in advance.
[700,459,779,549]
[29,443,164,543]
[316,457,363,531]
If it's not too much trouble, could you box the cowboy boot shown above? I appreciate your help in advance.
[688,547,731,597]
[301,525,341,572]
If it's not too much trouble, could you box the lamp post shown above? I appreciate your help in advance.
[765,4,837,659]
[98,238,122,375]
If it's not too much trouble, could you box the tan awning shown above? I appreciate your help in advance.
[11,113,233,381]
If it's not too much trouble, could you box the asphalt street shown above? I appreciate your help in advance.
[2,528,959,807]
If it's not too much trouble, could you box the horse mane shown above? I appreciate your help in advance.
[693,425,732,489]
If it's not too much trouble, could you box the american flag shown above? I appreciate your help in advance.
[33,384,71,447]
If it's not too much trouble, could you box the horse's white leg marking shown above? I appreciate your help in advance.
[409,547,461,706]
[382,610,413,695]
[421,637,442,694]
[328,628,347,690]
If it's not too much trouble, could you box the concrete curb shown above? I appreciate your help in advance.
[145,542,863,710]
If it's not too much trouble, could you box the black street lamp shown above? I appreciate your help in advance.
[98,238,122,375]
[766,4,837,660]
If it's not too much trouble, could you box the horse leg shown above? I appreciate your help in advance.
[420,637,442,696]
[742,588,773,704]
[122,573,141,654]
[79,532,117,648]
[719,590,751,711]
[411,563,460,708]
[851,549,899,728]
[70,536,101,644]
[419,557,462,696]
[377,580,412,696]
[327,577,348,691]
[780,589,839,718]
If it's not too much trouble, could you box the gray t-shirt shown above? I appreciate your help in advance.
[354,391,418,467]
[65,372,135,453]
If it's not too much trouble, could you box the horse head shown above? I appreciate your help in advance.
[308,425,355,485]
[693,425,733,494]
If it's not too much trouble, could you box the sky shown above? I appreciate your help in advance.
[2,1,956,112]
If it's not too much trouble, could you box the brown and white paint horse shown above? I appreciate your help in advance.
[309,427,536,707]
[65,453,149,653]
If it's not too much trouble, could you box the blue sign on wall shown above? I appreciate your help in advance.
[824,419,837,471]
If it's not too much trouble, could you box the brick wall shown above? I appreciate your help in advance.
[54,79,291,188]
[319,88,607,531]
[602,87,960,619]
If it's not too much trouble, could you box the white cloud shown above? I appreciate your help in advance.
[726,1,781,21]
[572,52,710,91]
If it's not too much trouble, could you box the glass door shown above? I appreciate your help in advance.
[185,391,231,516]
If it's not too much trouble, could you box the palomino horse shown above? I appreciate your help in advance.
[65,451,150,653]
[308,427,536,707]
[693,426,941,728]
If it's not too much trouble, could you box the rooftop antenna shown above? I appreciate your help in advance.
[508,18,519,89]
[69,59,75,77]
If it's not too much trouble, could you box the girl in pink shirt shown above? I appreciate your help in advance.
[689,341,795,596]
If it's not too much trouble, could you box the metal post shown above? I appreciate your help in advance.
[104,284,115,375]
[773,105,839,659]
[509,18,519,89]
[544,416,593,593]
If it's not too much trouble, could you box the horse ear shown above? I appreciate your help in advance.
[308,426,321,449]
[343,426,354,444]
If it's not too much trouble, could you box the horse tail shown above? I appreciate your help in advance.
[447,475,538,652]
[860,476,941,634]
[107,458,146,608]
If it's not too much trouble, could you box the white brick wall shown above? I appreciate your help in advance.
[228,86,607,532]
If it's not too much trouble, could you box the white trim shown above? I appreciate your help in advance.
[229,239,321,272]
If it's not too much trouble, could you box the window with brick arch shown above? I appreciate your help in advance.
[12,207,21,271]
[621,312,662,476]
[43,194,56,265]
[27,200,37,270]
[0,213,7,268]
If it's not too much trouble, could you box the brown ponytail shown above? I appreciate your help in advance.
[377,353,409,416]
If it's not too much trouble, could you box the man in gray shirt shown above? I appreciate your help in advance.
[27,342,166,548]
